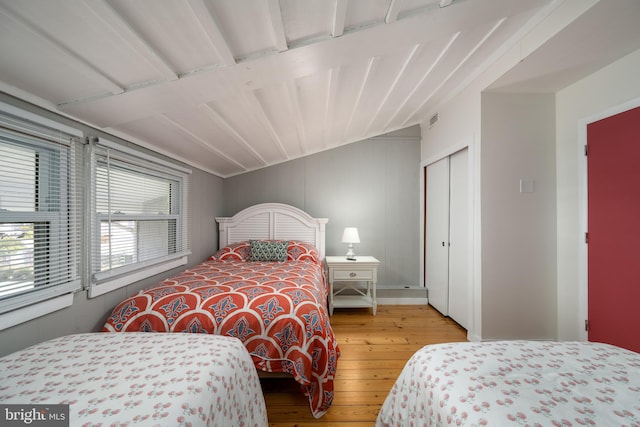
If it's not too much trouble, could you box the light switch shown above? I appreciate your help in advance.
[520,179,534,193]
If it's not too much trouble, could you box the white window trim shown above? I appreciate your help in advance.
[0,102,82,138]
[87,137,191,298]
[0,102,82,329]
[96,137,191,174]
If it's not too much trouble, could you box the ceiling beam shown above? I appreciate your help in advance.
[266,0,288,52]
[186,0,236,66]
[332,0,348,37]
[385,0,403,24]
[59,1,536,127]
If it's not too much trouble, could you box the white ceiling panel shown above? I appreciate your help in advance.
[206,0,276,61]
[112,115,243,177]
[106,0,222,75]
[364,37,452,135]
[203,97,284,166]
[160,105,262,172]
[190,103,269,170]
[341,51,420,140]
[2,1,164,90]
[293,73,331,150]
[0,11,114,104]
[387,19,506,130]
[344,0,391,29]
[251,84,301,158]
[325,59,374,143]
[395,0,441,20]
[280,0,335,46]
[1,0,637,178]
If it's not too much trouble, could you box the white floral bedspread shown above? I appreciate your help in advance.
[377,341,640,427]
[0,333,268,427]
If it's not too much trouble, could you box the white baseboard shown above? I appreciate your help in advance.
[467,332,482,342]
[378,297,429,305]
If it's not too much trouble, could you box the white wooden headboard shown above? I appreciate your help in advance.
[215,203,329,259]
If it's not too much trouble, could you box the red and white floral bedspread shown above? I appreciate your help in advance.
[377,341,640,427]
[103,255,339,418]
[0,333,267,427]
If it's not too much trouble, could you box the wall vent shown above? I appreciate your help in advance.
[429,113,439,128]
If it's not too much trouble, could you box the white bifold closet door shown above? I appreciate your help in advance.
[425,157,450,316]
[425,148,468,328]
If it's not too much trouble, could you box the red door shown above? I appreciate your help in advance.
[587,106,640,353]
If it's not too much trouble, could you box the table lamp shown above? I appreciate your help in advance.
[341,227,360,260]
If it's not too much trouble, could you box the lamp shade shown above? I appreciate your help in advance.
[341,227,360,244]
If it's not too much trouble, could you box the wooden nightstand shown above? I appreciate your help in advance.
[325,256,380,316]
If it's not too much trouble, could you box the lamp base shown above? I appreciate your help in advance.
[346,245,356,260]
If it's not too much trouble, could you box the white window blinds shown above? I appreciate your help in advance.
[0,104,82,316]
[88,138,190,297]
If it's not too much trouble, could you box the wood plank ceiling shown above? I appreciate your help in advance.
[0,0,553,177]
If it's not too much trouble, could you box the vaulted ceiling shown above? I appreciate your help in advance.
[0,0,601,177]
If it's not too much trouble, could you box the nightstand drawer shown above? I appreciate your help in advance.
[333,269,374,280]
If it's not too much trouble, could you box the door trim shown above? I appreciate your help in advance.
[420,139,474,339]
[577,96,640,341]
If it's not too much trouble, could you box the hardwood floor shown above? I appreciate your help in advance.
[261,304,468,426]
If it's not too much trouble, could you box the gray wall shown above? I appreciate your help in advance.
[224,128,421,289]
[0,93,225,356]
[481,92,557,340]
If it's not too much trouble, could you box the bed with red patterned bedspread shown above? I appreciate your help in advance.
[103,240,339,418]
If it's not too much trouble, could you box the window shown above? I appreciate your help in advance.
[0,103,82,324]
[88,138,190,297]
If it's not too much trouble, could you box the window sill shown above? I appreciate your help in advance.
[88,254,189,298]
[0,292,74,331]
